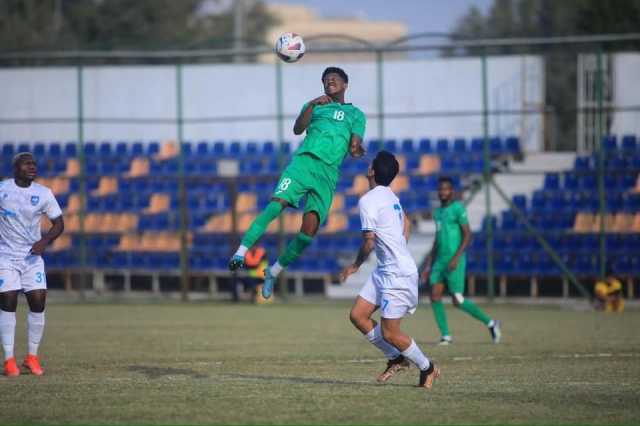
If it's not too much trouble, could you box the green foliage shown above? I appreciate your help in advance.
[0,0,275,59]
[452,0,640,150]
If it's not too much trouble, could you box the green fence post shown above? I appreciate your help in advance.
[76,64,87,299]
[275,59,288,300]
[595,48,607,279]
[481,52,494,301]
[176,63,190,302]
[376,50,385,141]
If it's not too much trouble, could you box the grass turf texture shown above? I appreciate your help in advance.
[2,303,639,425]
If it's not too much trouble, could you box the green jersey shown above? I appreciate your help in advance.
[294,102,366,171]
[434,200,469,261]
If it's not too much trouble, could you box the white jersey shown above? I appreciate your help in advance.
[0,179,62,259]
[358,185,418,276]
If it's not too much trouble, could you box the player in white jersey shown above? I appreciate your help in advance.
[0,152,64,377]
[340,151,439,389]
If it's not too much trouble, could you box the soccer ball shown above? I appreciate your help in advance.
[275,32,305,63]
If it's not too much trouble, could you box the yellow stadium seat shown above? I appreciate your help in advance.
[154,141,179,161]
[64,215,80,233]
[347,175,369,196]
[65,158,80,177]
[418,155,441,175]
[203,213,232,233]
[50,234,71,252]
[323,212,347,233]
[125,158,150,177]
[396,155,406,173]
[236,193,257,213]
[390,175,408,194]
[51,177,70,195]
[573,212,594,233]
[632,213,640,232]
[117,234,141,251]
[115,213,138,232]
[612,213,633,233]
[143,194,170,214]
[330,194,344,213]
[590,214,615,233]
[92,177,118,196]
[65,194,83,214]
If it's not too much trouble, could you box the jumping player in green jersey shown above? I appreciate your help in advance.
[421,177,501,345]
[229,67,366,299]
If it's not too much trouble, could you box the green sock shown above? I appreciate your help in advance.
[277,232,313,267]
[431,300,450,337]
[240,201,283,248]
[459,299,492,325]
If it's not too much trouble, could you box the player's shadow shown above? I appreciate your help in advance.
[222,373,412,388]
[128,365,208,380]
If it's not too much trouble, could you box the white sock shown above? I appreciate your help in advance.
[0,309,16,360]
[488,319,496,328]
[234,245,249,258]
[365,324,401,359]
[269,261,283,277]
[401,339,431,371]
[27,311,45,356]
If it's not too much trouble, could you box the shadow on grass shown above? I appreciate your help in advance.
[221,372,416,388]
[128,365,209,379]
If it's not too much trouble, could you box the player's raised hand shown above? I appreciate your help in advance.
[30,239,49,256]
[310,95,333,105]
[339,263,359,283]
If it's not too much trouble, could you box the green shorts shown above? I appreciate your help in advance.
[429,256,466,294]
[272,153,338,224]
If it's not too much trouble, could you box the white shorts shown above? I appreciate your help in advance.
[0,255,47,293]
[358,270,419,319]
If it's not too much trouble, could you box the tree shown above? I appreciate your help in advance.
[452,0,640,150]
[0,0,276,63]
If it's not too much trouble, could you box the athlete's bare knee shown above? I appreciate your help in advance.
[301,212,319,236]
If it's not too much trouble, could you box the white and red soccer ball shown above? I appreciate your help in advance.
[275,32,305,63]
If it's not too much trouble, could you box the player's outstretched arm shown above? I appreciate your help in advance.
[349,134,365,158]
[31,215,64,255]
[293,95,332,135]
[339,231,375,282]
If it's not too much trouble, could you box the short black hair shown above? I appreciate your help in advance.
[12,152,34,168]
[372,150,399,186]
[322,67,348,83]
[438,176,454,186]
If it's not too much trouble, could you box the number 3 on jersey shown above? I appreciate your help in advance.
[333,110,344,121]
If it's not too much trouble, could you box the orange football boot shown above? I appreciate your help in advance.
[4,357,20,377]
[23,354,44,376]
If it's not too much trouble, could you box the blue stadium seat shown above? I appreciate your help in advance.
[453,138,466,153]
[574,156,590,171]
[400,139,414,154]
[180,142,193,157]
[436,138,449,154]
[131,141,144,157]
[211,141,224,156]
[505,136,520,155]
[2,143,15,157]
[99,142,112,157]
[621,135,637,151]
[115,142,128,157]
[512,194,527,212]
[490,137,503,154]
[418,138,432,153]
[33,143,46,157]
[17,143,30,153]
[279,142,292,155]
[147,141,160,156]
[83,142,97,157]
[471,137,484,153]
[196,141,209,156]
[64,142,77,157]
[262,141,275,155]
[245,141,259,156]
[602,135,617,152]
[383,139,397,152]
[543,173,560,190]
[367,139,382,152]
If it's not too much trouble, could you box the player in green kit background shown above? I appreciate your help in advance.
[421,177,501,345]
[229,67,366,299]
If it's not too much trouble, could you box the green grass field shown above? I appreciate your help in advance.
[3,301,640,425]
